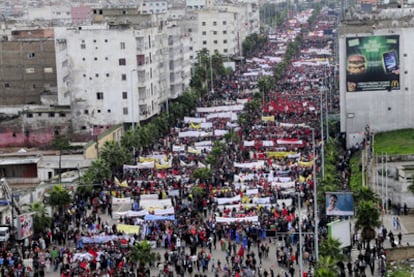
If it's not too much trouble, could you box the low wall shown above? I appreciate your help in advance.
[386,245,414,261]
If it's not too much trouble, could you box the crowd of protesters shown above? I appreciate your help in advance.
[0,6,394,277]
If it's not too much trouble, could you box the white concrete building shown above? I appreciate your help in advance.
[188,0,260,59]
[139,0,168,14]
[339,11,414,147]
[54,19,191,133]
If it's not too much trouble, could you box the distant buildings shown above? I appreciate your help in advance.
[0,0,260,147]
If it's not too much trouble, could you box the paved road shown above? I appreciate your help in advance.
[44,204,414,277]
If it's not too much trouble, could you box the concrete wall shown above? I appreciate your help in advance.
[0,38,57,105]
[387,245,414,261]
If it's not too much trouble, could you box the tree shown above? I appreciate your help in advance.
[192,168,212,183]
[82,159,111,185]
[22,201,51,234]
[314,256,340,277]
[128,240,157,272]
[100,141,132,175]
[318,237,344,262]
[353,186,379,205]
[48,185,72,216]
[355,200,381,248]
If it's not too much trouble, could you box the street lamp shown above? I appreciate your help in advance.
[311,127,319,261]
[209,54,214,94]
[130,68,137,129]
[297,192,304,277]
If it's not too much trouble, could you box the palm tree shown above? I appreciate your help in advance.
[355,200,381,248]
[22,201,51,234]
[129,240,157,273]
[48,184,72,217]
[100,141,132,175]
[318,237,344,262]
[315,256,340,277]
[353,186,379,205]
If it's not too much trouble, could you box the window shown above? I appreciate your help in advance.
[203,41,207,45]
[27,113,33,118]
[123,107,128,115]
[213,40,218,44]
[82,58,86,61]
[4,83,9,88]
[93,40,97,43]
[95,73,99,78]
[32,84,36,89]
[49,112,55,117]
[96,92,104,100]
[213,31,217,35]
[188,28,192,32]
[120,42,126,49]
[94,57,98,61]
[122,92,128,99]
[223,39,228,44]
[223,21,227,25]
[44,67,53,73]
[97,109,101,113]
[202,31,206,35]
[107,109,111,113]
[105,39,108,43]
[81,44,86,49]
[28,52,35,59]
[25,68,35,74]
[189,46,193,51]
[83,74,86,78]
[202,22,206,26]
[59,113,66,117]
[106,73,110,77]
[84,110,89,114]
[223,30,227,34]
[119,58,126,66]
[213,21,217,26]
[223,49,228,53]
[121,74,127,81]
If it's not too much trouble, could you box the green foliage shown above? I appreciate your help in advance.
[100,141,132,175]
[128,240,157,267]
[242,33,267,58]
[192,168,212,182]
[355,200,381,240]
[23,201,51,234]
[82,159,111,185]
[353,186,379,205]
[48,185,72,210]
[374,129,414,155]
[314,256,339,277]
[318,237,344,261]
[349,152,363,191]
[191,185,205,200]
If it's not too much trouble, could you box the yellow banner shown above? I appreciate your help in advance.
[156,163,171,169]
[190,122,201,129]
[298,160,314,167]
[117,224,140,234]
[261,116,275,122]
[139,157,156,162]
[188,147,201,154]
[267,152,297,158]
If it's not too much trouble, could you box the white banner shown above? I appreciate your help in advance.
[252,197,271,204]
[178,131,211,138]
[172,145,186,152]
[215,195,241,205]
[140,194,158,200]
[196,105,244,113]
[154,207,175,215]
[112,197,133,205]
[215,216,259,223]
[234,161,265,169]
[140,199,172,209]
[184,117,206,123]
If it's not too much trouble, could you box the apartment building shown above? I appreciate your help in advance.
[0,29,57,105]
[55,9,192,133]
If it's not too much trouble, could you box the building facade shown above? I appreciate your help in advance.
[0,29,57,105]
[339,10,414,147]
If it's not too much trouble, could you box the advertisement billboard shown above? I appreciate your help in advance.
[326,192,354,216]
[17,213,34,240]
[346,35,400,92]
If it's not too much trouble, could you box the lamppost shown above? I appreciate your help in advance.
[297,192,304,277]
[130,68,137,129]
[209,54,214,94]
[311,127,319,261]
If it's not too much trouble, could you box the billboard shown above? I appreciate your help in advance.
[346,35,400,92]
[325,192,354,216]
[17,213,34,240]
[327,220,351,248]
